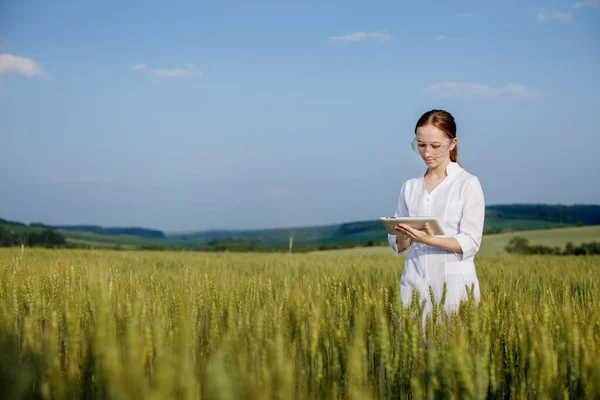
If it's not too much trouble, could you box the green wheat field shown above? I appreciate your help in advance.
[1,248,599,399]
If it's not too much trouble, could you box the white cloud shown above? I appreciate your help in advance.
[131,63,148,71]
[329,31,391,43]
[0,53,48,79]
[574,0,600,8]
[552,10,575,22]
[265,188,288,198]
[536,10,574,22]
[132,62,202,78]
[425,82,541,99]
[432,35,463,42]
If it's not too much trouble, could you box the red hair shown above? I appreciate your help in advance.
[415,109,458,163]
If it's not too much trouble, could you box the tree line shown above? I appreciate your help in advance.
[0,226,67,248]
[487,204,600,225]
[139,238,389,253]
[504,236,600,255]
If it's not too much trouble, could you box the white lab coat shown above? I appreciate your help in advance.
[388,161,485,315]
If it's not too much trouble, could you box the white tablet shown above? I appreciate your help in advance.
[380,217,445,236]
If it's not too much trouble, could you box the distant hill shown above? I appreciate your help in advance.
[171,204,600,245]
[172,223,341,245]
[2,204,599,249]
[0,219,166,239]
[54,225,166,239]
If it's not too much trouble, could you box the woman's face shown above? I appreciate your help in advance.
[414,124,456,168]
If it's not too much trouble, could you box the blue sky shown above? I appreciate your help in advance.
[1,0,599,232]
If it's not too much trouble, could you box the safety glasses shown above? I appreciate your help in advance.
[410,138,453,157]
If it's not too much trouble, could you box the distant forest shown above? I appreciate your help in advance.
[504,236,600,256]
[0,225,66,248]
[485,204,600,225]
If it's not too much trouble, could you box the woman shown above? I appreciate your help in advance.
[388,109,485,316]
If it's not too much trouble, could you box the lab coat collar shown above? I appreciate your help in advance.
[446,161,463,177]
[424,161,463,178]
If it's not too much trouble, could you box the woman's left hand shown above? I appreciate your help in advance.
[396,223,435,245]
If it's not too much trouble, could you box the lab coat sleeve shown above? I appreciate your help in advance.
[388,182,412,256]
[453,176,485,260]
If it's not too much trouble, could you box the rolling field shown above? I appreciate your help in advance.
[318,225,600,256]
[59,230,202,249]
[478,225,600,255]
[483,218,573,232]
[1,248,599,399]
[60,230,169,248]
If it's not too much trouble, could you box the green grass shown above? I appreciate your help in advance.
[65,238,137,249]
[479,225,600,255]
[61,230,160,246]
[60,230,203,248]
[0,248,599,398]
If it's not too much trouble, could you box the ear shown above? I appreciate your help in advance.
[450,137,458,150]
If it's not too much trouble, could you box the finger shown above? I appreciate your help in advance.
[400,225,414,235]
[424,223,434,234]
[403,225,419,235]
[399,224,414,232]
[394,225,409,237]
[394,227,407,237]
